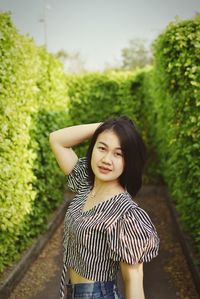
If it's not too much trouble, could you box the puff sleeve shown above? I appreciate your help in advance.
[66,157,90,193]
[107,206,160,264]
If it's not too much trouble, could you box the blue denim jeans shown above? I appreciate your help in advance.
[65,279,124,299]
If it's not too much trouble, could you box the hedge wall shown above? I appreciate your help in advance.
[0,13,69,272]
[148,16,200,253]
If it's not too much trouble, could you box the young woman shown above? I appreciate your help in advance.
[49,116,160,299]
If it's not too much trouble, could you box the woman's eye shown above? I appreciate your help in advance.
[98,146,105,151]
[116,152,123,156]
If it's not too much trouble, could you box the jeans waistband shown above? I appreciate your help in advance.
[66,280,116,295]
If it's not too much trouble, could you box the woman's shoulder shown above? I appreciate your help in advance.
[116,191,138,212]
[117,192,157,231]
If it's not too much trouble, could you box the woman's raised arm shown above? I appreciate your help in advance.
[49,123,102,175]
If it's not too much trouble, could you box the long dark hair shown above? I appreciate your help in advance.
[86,116,146,197]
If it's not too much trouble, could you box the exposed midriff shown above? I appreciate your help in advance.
[69,267,97,283]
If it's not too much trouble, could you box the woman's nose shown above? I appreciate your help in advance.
[102,152,112,164]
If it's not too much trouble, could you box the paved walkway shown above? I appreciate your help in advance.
[8,187,199,299]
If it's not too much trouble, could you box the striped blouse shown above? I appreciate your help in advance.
[60,157,160,298]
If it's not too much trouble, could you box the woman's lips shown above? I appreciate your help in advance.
[98,166,112,174]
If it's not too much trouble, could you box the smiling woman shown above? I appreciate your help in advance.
[49,116,160,299]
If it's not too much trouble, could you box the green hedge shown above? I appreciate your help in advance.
[148,16,200,253]
[0,13,69,272]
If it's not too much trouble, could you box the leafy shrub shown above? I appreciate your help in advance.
[0,13,69,271]
[149,15,200,253]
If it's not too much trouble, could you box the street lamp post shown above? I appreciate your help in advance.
[39,0,51,50]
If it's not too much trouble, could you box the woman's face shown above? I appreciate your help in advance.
[91,130,125,184]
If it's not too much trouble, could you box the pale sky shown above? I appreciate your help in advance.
[0,0,199,70]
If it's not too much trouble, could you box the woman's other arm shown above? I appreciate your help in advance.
[49,123,102,175]
[120,261,145,299]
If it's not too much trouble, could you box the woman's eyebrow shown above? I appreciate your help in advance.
[98,141,122,150]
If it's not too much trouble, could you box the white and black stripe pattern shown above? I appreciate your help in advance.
[60,262,67,299]
[59,157,160,298]
[67,157,90,193]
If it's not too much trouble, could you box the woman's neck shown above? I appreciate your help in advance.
[92,179,125,195]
